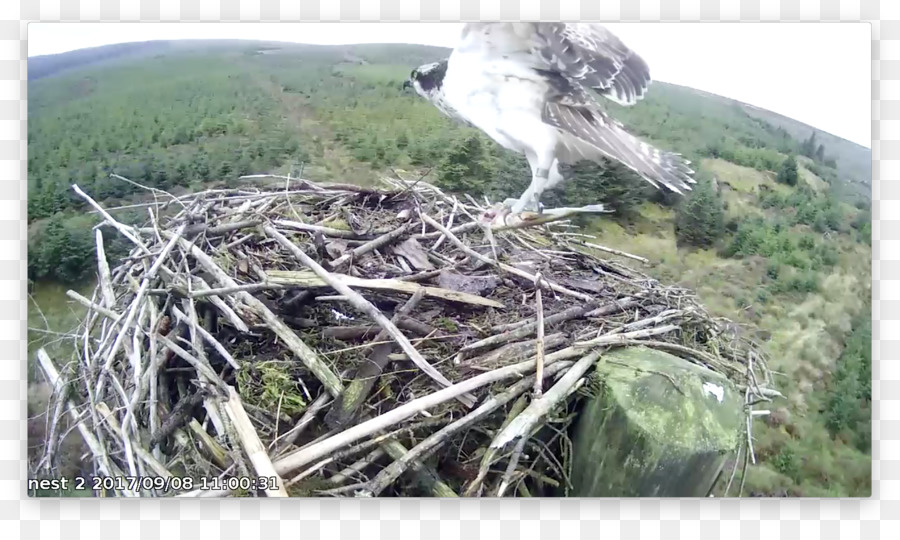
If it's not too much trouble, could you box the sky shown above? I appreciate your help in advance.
[28,22,872,148]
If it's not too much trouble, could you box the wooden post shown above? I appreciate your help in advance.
[569,346,744,497]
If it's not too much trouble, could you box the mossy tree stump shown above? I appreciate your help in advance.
[570,346,744,497]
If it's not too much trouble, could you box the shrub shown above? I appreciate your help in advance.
[770,270,820,295]
[674,174,725,248]
[772,444,800,482]
[28,212,136,284]
[825,315,872,452]
[776,155,799,186]
[434,135,491,196]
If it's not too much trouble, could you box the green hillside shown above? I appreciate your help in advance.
[26,41,872,497]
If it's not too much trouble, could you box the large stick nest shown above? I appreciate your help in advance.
[37,174,779,497]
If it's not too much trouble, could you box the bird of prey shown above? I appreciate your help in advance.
[403,23,695,216]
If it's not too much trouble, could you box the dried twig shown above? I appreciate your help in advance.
[265,225,475,408]
[222,387,289,497]
[364,361,572,496]
[325,288,427,429]
[420,212,593,302]
[273,349,573,477]
[266,269,504,308]
[169,231,344,397]
[532,273,546,398]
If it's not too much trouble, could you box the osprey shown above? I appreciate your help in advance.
[403,23,695,216]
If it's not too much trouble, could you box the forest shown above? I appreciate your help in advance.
[27,41,871,497]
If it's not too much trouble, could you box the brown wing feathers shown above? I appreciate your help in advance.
[532,23,694,192]
[534,23,652,106]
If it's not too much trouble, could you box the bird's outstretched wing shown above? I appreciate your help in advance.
[459,23,651,106]
[538,69,693,192]
[532,23,651,106]
[458,23,692,192]
[546,100,695,193]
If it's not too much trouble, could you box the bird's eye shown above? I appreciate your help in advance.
[410,69,417,78]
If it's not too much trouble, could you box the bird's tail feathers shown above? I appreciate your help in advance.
[543,102,695,194]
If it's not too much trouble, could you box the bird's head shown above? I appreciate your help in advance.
[403,60,448,101]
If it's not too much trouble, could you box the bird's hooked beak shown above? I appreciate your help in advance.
[402,79,413,91]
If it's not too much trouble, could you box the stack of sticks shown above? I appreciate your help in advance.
[35,173,780,498]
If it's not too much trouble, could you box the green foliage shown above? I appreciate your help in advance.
[825,315,872,452]
[806,160,839,185]
[27,213,133,284]
[27,54,305,222]
[27,215,94,284]
[548,159,653,218]
[776,155,799,186]
[760,184,846,233]
[704,140,785,172]
[721,217,790,260]
[435,135,491,194]
[851,208,872,245]
[799,130,832,165]
[772,443,800,482]
[769,269,821,294]
[674,174,725,248]
[800,131,818,159]
[720,211,839,298]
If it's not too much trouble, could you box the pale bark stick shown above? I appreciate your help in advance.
[95,402,173,480]
[171,305,240,370]
[272,351,571,477]
[36,349,131,494]
[147,299,162,461]
[462,350,603,497]
[327,448,386,486]
[190,276,251,334]
[266,270,504,309]
[66,290,122,322]
[461,301,603,356]
[273,219,367,239]
[222,388,290,497]
[97,224,186,398]
[431,197,458,250]
[95,229,117,308]
[419,213,593,302]
[569,239,650,264]
[164,230,343,397]
[187,282,283,298]
[156,335,228,392]
[331,222,416,268]
[264,225,475,408]
[325,288,427,430]
[73,183,152,255]
[574,324,681,349]
[489,349,603,451]
[533,274,545,398]
[363,361,572,496]
[379,438,458,497]
[274,392,333,453]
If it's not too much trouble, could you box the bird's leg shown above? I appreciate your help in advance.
[510,167,549,214]
[532,167,550,213]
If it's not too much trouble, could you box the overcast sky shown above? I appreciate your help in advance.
[28,22,872,148]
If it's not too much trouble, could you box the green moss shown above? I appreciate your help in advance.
[320,216,351,231]
[236,360,307,417]
[434,317,459,332]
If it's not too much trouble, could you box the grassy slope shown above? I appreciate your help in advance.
[27,42,872,496]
